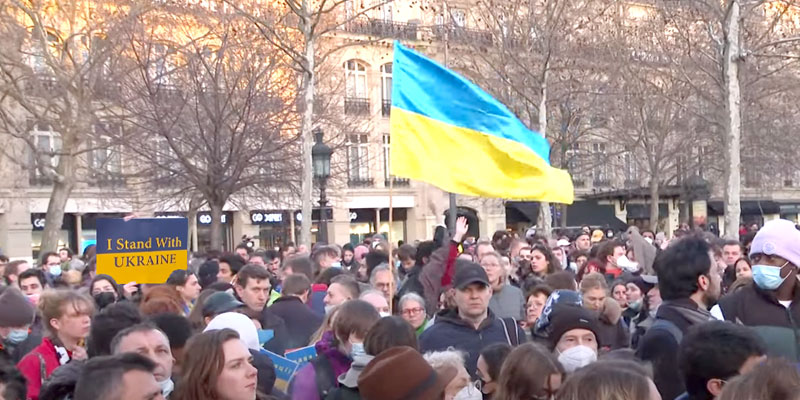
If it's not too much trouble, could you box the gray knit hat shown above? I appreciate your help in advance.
[0,288,35,327]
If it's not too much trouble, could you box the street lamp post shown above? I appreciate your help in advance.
[312,128,333,244]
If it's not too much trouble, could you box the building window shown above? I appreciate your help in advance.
[25,30,60,75]
[89,123,122,176]
[382,3,392,21]
[451,9,466,27]
[381,63,392,117]
[29,123,61,184]
[348,134,370,186]
[623,152,639,184]
[344,60,369,115]
[592,143,609,186]
[151,44,176,87]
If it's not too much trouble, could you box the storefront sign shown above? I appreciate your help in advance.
[197,212,227,225]
[251,211,284,224]
[96,218,188,284]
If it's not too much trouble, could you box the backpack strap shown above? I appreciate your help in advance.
[650,318,684,344]
[500,318,520,346]
[311,353,336,398]
[36,353,46,385]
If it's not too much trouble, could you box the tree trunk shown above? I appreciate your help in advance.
[722,0,742,240]
[187,196,201,253]
[299,8,315,249]
[209,202,224,251]
[649,172,660,232]
[538,68,552,239]
[40,149,77,254]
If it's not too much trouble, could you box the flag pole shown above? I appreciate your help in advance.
[388,157,395,313]
[443,0,457,236]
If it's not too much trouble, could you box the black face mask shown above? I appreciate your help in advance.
[93,292,117,310]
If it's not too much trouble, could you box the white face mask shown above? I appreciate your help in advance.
[616,255,639,272]
[453,383,483,400]
[557,345,597,373]
[644,237,654,245]
[158,378,174,397]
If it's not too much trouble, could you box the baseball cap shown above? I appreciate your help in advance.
[202,291,244,317]
[750,219,800,268]
[557,239,571,248]
[453,262,490,290]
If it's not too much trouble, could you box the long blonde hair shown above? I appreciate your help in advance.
[308,305,340,345]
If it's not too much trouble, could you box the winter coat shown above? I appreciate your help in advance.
[17,337,74,400]
[596,298,630,351]
[635,299,713,400]
[419,242,458,316]
[258,307,291,356]
[268,296,323,350]
[716,283,800,361]
[288,331,352,400]
[395,264,424,303]
[419,308,526,378]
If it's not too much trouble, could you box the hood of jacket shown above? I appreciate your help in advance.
[434,307,498,331]
[601,297,623,325]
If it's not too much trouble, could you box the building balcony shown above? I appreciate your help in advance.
[573,179,587,188]
[593,179,612,187]
[381,99,391,117]
[344,97,370,116]
[348,177,374,188]
[344,18,418,41]
[89,173,126,187]
[432,25,493,46]
[385,177,410,187]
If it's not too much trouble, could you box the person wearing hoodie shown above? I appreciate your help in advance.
[326,316,418,400]
[419,263,526,378]
[289,300,380,400]
[268,274,322,350]
[626,226,657,275]
[204,312,277,396]
[0,287,36,367]
[636,236,720,400]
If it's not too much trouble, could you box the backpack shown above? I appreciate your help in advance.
[649,318,683,344]
[311,353,337,399]
[499,318,521,346]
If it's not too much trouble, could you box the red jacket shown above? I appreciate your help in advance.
[17,337,71,400]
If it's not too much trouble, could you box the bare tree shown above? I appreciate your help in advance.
[114,14,299,250]
[0,0,148,253]
[226,0,418,246]
[456,0,612,235]
[651,0,800,238]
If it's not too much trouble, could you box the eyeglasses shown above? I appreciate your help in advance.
[401,307,424,316]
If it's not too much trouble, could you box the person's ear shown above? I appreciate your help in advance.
[707,378,725,396]
[698,275,710,291]
[49,318,61,332]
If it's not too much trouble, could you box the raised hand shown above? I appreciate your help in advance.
[453,216,469,242]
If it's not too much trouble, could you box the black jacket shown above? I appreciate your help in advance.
[635,299,708,400]
[258,307,291,356]
[717,283,800,361]
[250,349,277,396]
[395,265,424,303]
[419,308,526,378]
[267,296,323,350]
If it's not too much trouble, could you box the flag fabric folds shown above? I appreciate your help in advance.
[389,41,574,204]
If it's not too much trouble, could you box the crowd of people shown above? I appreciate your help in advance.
[0,217,798,399]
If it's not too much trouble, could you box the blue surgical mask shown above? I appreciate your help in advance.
[331,262,342,269]
[350,342,365,358]
[752,263,789,290]
[7,329,28,344]
[628,299,642,312]
[49,265,62,277]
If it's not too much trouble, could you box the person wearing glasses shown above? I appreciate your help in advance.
[398,293,430,336]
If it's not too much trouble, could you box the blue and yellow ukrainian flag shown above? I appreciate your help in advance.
[389,41,574,204]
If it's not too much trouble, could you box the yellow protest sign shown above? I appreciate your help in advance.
[96,218,188,284]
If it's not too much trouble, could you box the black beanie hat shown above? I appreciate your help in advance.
[547,304,602,351]
[0,288,35,327]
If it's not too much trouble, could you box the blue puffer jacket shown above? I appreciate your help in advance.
[419,308,526,378]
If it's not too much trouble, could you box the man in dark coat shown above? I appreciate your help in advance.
[267,274,322,350]
[636,237,720,400]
